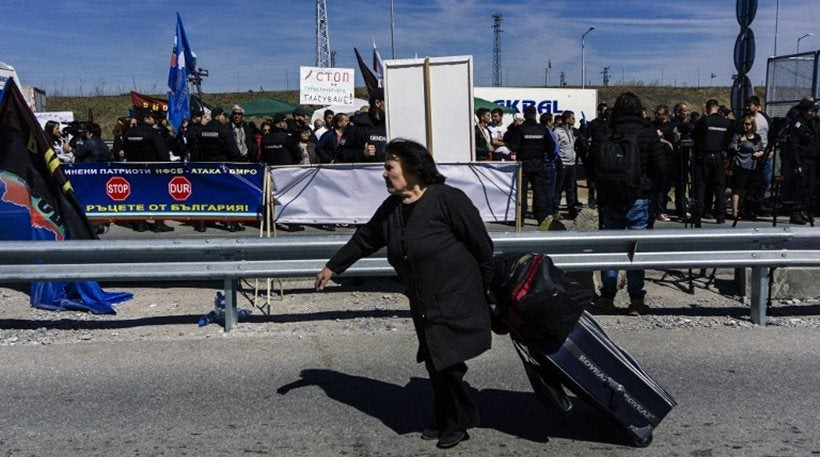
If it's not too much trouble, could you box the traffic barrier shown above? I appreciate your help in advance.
[1,227,818,330]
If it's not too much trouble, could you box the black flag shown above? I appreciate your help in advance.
[0,78,96,240]
[354,47,379,96]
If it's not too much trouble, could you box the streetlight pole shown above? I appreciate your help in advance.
[581,26,595,89]
[390,0,396,58]
[797,33,814,53]
[774,0,780,55]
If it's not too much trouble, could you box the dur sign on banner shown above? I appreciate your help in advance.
[299,66,355,105]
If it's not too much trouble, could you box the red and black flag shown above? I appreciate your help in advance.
[0,78,96,240]
[354,47,379,96]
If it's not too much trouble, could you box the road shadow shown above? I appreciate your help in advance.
[276,368,629,446]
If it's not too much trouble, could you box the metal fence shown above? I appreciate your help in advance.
[1,227,819,330]
[765,51,820,118]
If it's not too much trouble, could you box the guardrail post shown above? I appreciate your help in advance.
[750,266,768,325]
[224,279,238,332]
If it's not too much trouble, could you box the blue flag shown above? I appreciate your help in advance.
[168,13,195,131]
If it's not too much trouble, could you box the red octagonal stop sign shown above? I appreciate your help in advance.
[106,176,131,201]
[168,176,192,201]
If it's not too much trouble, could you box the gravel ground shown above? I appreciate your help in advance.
[1,267,818,348]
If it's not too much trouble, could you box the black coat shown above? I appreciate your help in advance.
[326,184,494,370]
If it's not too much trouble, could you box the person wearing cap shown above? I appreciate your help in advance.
[184,109,205,161]
[230,104,257,162]
[193,108,242,232]
[259,113,302,166]
[336,88,387,163]
[783,99,819,225]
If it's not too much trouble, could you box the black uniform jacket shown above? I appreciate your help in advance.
[326,184,494,371]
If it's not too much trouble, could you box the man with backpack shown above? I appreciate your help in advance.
[593,92,667,316]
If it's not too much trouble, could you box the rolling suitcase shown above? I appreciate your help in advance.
[511,311,677,447]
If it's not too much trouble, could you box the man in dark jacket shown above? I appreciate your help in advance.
[585,102,610,209]
[783,100,818,224]
[259,114,301,165]
[691,99,732,226]
[595,92,667,316]
[186,109,204,161]
[335,89,387,163]
[197,108,240,162]
[123,108,174,232]
[508,105,551,228]
[73,123,111,163]
[194,107,242,232]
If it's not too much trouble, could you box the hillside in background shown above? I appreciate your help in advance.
[49,86,762,140]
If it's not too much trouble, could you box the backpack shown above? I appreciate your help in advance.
[594,131,643,206]
[490,253,593,343]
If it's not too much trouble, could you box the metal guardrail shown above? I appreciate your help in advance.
[1,227,819,329]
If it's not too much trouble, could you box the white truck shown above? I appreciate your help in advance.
[0,61,46,112]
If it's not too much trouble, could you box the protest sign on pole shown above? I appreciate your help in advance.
[299,66,355,105]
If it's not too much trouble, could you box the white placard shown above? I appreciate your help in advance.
[299,66,355,106]
[475,87,598,128]
[34,111,74,129]
[383,56,474,162]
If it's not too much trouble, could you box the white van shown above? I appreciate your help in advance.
[0,61,20,91]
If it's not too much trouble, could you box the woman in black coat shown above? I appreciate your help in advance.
[315,139,494,449]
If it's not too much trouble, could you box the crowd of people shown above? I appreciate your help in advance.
[478,92,819,315]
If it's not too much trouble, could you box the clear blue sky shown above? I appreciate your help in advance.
[3,0,818,95]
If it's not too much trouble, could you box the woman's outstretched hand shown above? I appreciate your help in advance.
[315,267,335,291]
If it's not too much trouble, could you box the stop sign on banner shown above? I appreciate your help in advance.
[168,176,192,201]
[106,176,131,201]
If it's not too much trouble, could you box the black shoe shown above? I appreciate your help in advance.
[134,221,148,232]
[152,221,174,233]
[715,217,726,224]
[420,426,440,441]
[588,199,597,209]
[288,224,305,232]
[790,214,808,225]
[193,222,207,233]
[227,222,245,232]
[436,430,469,449]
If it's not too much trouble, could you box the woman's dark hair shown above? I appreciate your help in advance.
[610,92,645,120]
[385,139,445,185]
[44,120,60,140]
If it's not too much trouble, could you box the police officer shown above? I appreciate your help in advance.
[123,108,173,232]
[185,108,205,161]
[335,88,387,163]
[784,100,818,225]
[669,102,694,221]
[259,113,301,165]
[691,99,732,227]
[508,105,551,229]
[197,107,240,162]
[194,107,242,232]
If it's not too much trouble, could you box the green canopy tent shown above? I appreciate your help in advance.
[474,97,514,113]
[241,98,311,118]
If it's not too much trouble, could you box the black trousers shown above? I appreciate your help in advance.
[555,163,578,216]
[693,153,726,225]
[425,360,479,433]
[520,159,549,224]
[783,155,817,215]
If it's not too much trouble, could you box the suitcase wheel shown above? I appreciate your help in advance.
[632,433,653,448]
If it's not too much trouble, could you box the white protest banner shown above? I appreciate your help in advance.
[299,66,355,106]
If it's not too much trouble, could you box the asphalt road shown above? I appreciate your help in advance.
[0,326,817,457]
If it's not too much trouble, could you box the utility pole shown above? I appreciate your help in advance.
[315,0,332,67]
[492,13,503,87]
[601,66,610,87]
[560,71,566,87]
[544,59,551,87]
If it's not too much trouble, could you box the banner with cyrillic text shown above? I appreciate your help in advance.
[63,162,265,221]
[269,162,518,224]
